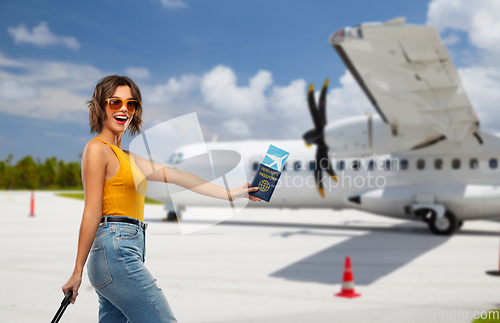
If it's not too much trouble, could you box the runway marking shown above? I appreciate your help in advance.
[3,193,13,202]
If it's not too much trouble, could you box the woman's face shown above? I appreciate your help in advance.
[103,85,135,134]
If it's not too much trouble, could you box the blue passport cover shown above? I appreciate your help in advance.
[249,164,282,202]
[249,145,289,202]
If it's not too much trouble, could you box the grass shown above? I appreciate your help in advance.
[56,193,163,204]
[472,309,500,322]
[1,187,84,191]
[56,193,85,201]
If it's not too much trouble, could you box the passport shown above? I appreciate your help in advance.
[249,145,289,202]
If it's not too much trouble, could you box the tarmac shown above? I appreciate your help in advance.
[1,190,500,322]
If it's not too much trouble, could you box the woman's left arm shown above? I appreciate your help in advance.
[128,151,260,202]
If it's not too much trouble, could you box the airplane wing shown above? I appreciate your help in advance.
[330,17,479,143]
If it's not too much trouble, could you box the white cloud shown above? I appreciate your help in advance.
[4,87,91,122]
[327,71,372,121]
[0,53,103,120]
[458,66,500,130]
[123,67,150,80]
[0,54,27,68]
[270,73,372,123]
[43,131,68,137]
[0,80,39,101]
[427,0,500,53]
[145,74,200,105]
[160,0,189,9]
[222,118,251,137]
[0,53,102,88]
[141,74,202,121]
[7,22,80,50]
[269,79,307,118]
[427,0,500,132]
[441,33,460,45]
[201,65,272,114]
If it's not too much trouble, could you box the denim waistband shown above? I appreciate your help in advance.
[100,215,148,230]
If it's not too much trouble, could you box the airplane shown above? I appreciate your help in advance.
[263,153,288,172]
[150,17,500,236]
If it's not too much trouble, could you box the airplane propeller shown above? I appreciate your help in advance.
[302,78,338,198]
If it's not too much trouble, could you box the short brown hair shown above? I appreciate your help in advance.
[88,75,143,136]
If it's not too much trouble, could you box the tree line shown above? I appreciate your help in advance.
[0,154,82,190]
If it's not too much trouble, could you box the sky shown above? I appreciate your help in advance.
[1,0,500,163]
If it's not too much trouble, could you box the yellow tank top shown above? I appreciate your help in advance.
[92,138,148,221]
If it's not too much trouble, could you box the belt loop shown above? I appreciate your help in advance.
[104,216,108,228]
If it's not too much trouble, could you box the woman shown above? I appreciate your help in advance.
[62,75,260,322]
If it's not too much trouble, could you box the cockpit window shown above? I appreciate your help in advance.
[175,153,183,163]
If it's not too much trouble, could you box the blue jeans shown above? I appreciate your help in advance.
[87,216,177,323]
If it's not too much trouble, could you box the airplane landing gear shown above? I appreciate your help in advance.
[166,211,178,222]
[428,211,458,235]
[164,205,184,222]
[413,205,458,236]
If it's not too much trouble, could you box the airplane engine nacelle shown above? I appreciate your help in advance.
[323,115,441,157]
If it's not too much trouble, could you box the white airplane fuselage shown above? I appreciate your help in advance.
[166,129,500,223]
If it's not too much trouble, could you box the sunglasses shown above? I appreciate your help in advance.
[106,98,140,114]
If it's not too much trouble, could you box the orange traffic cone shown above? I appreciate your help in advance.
[335,256,361,298]
[30,191,35,217]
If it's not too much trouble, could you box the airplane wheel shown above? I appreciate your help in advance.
[166,211,178,222]
[428,211,457,235]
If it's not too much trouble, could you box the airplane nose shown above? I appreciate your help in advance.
[348,195,361,204]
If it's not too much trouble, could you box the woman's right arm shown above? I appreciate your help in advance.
[62,140,107,304]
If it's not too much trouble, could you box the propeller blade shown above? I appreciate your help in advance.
[326,165,338,182]
[318,144,338,183]
[318,78,329,127]
[302,129,322,145]
[326,164,338,182]
[304,78,337,197]
[307,84,322,131]
[473,132,483,145]
[314,162,325,198]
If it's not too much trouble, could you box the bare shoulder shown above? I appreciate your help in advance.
[81,140,107,200]
[82,139,108,164]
